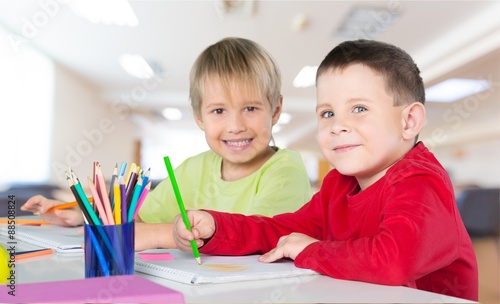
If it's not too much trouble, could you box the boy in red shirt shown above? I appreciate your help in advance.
[172,39,478,301]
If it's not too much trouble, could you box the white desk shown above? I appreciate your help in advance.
[1,236,474,303]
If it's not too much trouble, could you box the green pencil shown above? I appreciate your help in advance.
[164,156,201,265]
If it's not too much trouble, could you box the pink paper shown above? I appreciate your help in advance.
[139,252,176,261]
[0,275,184,303]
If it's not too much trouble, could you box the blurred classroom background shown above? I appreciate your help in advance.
[0,1,498,303]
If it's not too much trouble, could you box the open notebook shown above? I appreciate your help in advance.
[135,249,318,285]
[0,224,83,253]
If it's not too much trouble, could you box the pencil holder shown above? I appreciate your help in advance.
[84,222,135,278]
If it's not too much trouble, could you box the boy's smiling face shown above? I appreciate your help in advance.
[316,64,418,189]
[195,77,281,178]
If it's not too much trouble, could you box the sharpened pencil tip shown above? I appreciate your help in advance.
[196,257,201,265]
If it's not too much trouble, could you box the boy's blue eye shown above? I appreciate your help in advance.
[353,106,367,113]
[321,111,334,118]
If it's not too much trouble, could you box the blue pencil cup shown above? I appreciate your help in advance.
[84,222,135,278]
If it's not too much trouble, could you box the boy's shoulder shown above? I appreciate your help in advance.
[387,142,450,184]
[268,147,306,166]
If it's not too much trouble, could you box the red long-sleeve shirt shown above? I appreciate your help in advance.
[201,143,478,301]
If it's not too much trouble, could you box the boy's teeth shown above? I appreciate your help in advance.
[227,140,250,147]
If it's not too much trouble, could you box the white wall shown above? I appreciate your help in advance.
[49,64,137,187]
[430,137,500,188]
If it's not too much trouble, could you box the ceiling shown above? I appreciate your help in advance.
[0,0,499,154]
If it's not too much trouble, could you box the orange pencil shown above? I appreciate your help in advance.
[46,201,78,213]
[45,198,94,213]
[0,219,49,226]
[15,248,54,260]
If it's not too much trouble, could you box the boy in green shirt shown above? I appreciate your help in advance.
[21,37,312,250]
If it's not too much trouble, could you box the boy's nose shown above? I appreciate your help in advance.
[330,117,349,135]
[226,112,246,133]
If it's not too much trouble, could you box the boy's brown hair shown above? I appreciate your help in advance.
[189,37,282,117]
[316,39,425,106]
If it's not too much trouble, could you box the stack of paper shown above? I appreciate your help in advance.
[0,224,83,253]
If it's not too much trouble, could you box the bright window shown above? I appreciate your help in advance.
[0,26,54,187]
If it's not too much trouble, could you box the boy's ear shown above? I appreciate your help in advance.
[194,113,205,131]
[402,102,426,140]
[271,95,283,126]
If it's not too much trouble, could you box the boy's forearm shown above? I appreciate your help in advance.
[135,222,177,251]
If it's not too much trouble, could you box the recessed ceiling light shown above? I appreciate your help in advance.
[293,66,318,88]
[69,0,138,27]
[425,78,491,103]
[334,6,398,39]
[119,54,154,79]
[162,108,182,121]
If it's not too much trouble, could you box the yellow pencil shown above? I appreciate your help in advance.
[125,163,136,185]
[114,178,122,224]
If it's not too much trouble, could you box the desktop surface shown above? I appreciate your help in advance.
[3,244,474,303]
[0,228,475,303]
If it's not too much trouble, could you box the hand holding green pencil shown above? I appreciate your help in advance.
[164,156,202,265]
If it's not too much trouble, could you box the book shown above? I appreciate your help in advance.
[135,249,319,285]
[0,224,83,254]
[0,274,185,303]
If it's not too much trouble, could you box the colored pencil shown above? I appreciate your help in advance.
[127,177,143,222]
[87,178,110,225]
[132,181,151,221]
[113,178,121,225]
[118,162,127,180]
[45,197,94,213]
[125,163,136,186]
[125,169,138,207]
[45,201,77,213]
[109,163,118,209]
[140,168,150,194]
[120,176,128,224]
[15,248,54,260]
[164,156,201,265]
[0,219,49,226]
[96,164,115,225]
[67,171,100,226]
[84,220,110,277]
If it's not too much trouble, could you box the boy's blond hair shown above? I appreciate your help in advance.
[189,37,282,117]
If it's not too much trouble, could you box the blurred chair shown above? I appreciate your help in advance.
[457,188,500,237]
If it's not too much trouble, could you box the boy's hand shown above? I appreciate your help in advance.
[259,233,318,262]
[21,195,84,227]
[172,210,215,252]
